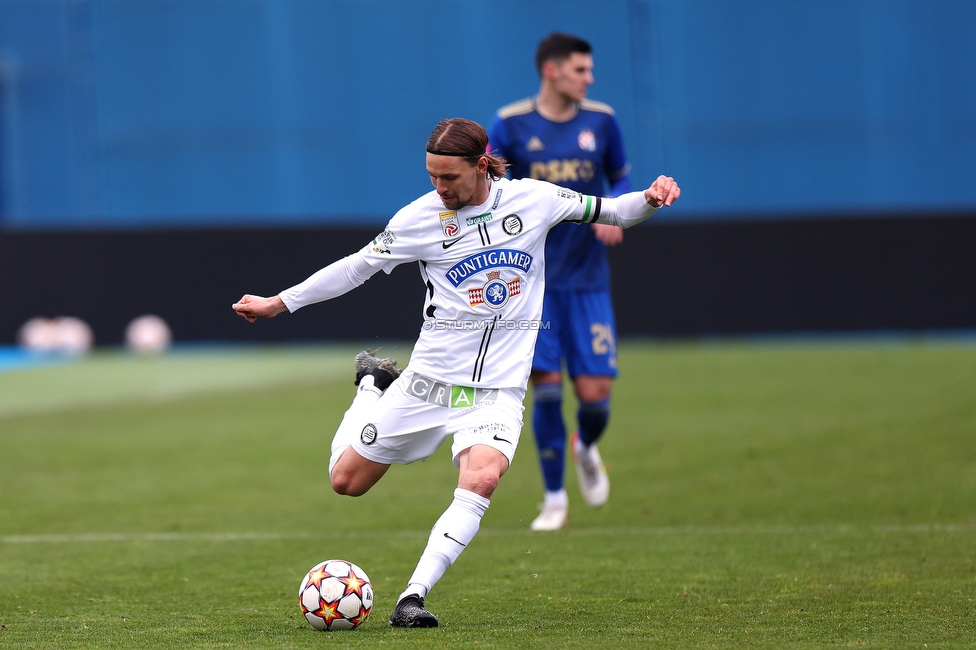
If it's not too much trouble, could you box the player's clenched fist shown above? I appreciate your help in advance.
[232,294,287,322]
[644,175,680,208]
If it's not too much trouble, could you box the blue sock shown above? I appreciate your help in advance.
[532,382,566,492]
[577,397,611,447]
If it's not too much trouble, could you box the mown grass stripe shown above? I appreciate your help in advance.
[5,523,973,544]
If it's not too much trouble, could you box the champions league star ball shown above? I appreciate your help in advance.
[299,560,373,631]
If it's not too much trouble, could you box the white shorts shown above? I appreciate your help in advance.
[349,369,525,468]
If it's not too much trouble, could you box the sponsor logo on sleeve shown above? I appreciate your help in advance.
[370,229,397,254]
[490,188,504,209]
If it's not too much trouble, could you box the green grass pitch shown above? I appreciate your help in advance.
[1,340,974,648]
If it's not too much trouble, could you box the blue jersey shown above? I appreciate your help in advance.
[487,98,631,291]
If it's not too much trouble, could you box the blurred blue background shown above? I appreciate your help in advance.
[1,0,974,229]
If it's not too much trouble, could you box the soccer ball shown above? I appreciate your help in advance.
[298,559,373,631]
[18,317,58,353]
[125,314,172,354]
[18,316,94,355]
[53,316,94,355]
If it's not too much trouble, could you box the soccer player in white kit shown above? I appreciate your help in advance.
[232,118,680,628]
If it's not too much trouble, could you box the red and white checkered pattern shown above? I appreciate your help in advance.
[469,279,521,306]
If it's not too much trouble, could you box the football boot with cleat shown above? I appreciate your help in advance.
[388,594,438,628]
[354,349,402,391]
[530,501,569,531]
[571,431,610,507]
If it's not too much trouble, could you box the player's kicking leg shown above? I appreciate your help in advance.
[328,350,401,495]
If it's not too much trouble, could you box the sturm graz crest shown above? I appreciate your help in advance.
[483,278,509,309]
[502,215,522,236]
[361,423,377,445]
[468,270,521,309]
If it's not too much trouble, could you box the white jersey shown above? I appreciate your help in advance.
[360,177,602,388]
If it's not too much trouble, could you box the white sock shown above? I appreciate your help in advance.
[328,376,382,476]
[398,488,490,602]
[544,489,568,508]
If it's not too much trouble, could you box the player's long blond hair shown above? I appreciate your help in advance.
[426,118,510,180]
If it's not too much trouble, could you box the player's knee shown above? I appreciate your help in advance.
[531,371,562,388]
[330,469,369,497]
[574,376,612,403]
[460,470,500,500]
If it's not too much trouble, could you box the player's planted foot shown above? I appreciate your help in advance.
[571,431,609,507]
[388,594,438,628]
[354,349,402,391]
[530,501,568,531]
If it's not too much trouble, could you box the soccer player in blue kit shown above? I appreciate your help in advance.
[487,32,633,531]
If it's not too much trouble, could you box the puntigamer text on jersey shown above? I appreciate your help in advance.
[445,249,533,287]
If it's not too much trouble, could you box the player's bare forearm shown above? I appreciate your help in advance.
[232,295,287,323]
[591,223,624,246]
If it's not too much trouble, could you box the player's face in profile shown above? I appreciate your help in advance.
[551,52,594,102]
[427,154,485,210]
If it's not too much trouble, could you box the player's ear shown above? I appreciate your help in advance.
[542,60,557,80]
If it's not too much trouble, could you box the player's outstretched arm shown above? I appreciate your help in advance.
[232,294,288,323]
[232,252,381,324]
[596,175,681,229]
[644,175,680,208]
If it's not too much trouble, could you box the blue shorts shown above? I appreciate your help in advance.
[532,290,618,379]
